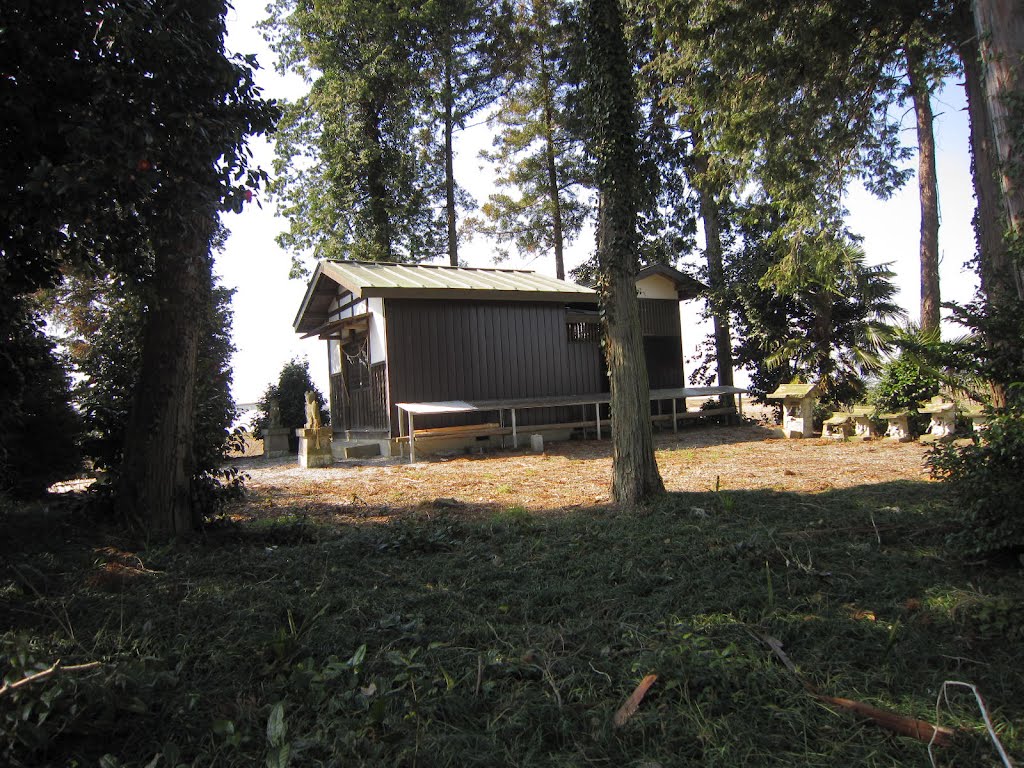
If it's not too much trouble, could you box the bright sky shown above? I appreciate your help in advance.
[220,7,979,406]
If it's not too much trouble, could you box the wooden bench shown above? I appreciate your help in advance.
[397,422,509,442]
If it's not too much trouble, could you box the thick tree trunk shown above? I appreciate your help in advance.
[584,0,664,507]
[906,45,942,334]
[973,0,1024,292]
[116,212,213,536]
[539,50,566,280]
[960,2,1014,407]
[444,61,459,267]
[691,147,735,408]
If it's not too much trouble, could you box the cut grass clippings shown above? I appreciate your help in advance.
[1,430,1022,767]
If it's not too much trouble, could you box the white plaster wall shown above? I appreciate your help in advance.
[368,297,386,365]
[328,339,342,374]
[636,274,678,300]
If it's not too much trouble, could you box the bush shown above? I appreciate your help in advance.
[256,358,328,451]
[0,300,81,497]
[64,274,245,520]
[927,412,1024,562]
[870,355,940,413]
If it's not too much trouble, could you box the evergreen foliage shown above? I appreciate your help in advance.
[870,355,941,413]
[476,0,593,279]
[690,203,904,405]
[265,0,447,272]
[929,411,1024,560]
[0,299,81,498]
[57,273,246,519]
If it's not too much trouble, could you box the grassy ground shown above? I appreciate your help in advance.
[2,434,1022,767]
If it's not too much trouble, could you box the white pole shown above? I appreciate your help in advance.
[408,411,416,463]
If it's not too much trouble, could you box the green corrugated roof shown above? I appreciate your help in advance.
[322,260,597,297]
[766,382,819,399]
[294,260,598,334]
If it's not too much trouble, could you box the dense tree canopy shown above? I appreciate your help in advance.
[2,1,276,535]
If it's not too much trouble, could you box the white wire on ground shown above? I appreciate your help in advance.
[928,680,1014,768]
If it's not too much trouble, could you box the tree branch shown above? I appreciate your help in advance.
[0,660,102,697]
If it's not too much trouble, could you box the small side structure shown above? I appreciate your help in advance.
[918,396,957,444]
[879,411,912,442]
[293,260,705,457]
[850,405,878,440]
[767,383,819,439]
[821,411,854,440]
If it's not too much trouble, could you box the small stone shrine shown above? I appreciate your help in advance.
[296,391,333,468]
[879,411,912,442]
[262,398,291,458]
[963,406,990,434]
[918,396,957,444]
[850,405,878,440]
[821,411,853,440]
[767,382,819,439]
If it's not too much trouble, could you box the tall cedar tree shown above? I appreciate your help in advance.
[583,0,664,505]
[423,0,516,265]
[906,36,942,333]
[266,0,445,272]
[972,0,1024,295]
[1,2,274,531]
[647,1,914,290]
[480,0,593,279]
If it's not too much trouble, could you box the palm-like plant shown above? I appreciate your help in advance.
[760,242,904,404]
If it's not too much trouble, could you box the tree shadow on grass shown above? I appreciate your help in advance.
[1,478,1021,767]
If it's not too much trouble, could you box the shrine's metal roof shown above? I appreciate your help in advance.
[294,260,597,334]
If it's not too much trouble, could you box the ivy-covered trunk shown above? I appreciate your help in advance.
[972,0,1024,293]
[443,56,459,267]
[960,1,1014,408]
[117,212,213,536]
[691,145,735,408]
[584,0,664,506]
[906,44,941,334]
[539,40,566,281]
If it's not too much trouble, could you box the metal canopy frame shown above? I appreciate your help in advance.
[396,386,747,462]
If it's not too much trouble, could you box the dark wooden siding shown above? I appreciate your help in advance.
[644,337,684,388]
[639,299,681,337]
[385,299,606,435]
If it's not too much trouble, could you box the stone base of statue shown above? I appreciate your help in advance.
[296,427,334,468]
[263,427,291,458]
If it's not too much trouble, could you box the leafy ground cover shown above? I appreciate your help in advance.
[2,426,1021,767]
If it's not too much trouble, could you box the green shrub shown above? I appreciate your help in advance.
[871,355,940,413]
[927,412,1024,561]
[64,274,245,519]
[0,300,81,497]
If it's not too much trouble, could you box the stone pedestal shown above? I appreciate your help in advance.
[263,427,291,458]
[767,383,819,439]
[296,427,334,468]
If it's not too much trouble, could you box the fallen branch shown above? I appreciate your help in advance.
[0,659,102,697]
[816,693,955,746]
[753,632,954,746]
[612,673,657,728]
